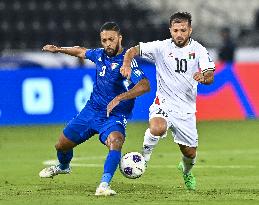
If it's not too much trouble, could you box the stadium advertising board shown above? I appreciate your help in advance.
[0,62,258,125]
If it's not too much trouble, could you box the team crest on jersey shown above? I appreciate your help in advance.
[111,63,119,70]
[189,52,195,59]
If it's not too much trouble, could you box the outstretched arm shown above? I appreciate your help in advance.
[107,78,150,117]
[120,45,140,79]
[42,45,87,59]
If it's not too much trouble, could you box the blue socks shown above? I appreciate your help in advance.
[56,149,121,184]
[57,149,73,170]
[101,150,121,184]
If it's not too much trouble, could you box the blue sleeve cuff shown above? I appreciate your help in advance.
[130,67,146,85]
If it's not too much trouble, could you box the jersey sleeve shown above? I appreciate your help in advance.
[129,58,146,85]
[198,47,216,73]
[139,41,160,61]
[85,48,102,63]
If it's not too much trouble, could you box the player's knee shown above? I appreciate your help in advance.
[55,142,64,151]
[55,133,77,151]
[149,118,167,136]
[108,135,124,150]
[55,141,69,152]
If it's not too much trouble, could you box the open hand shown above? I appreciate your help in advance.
[42,45,59,53]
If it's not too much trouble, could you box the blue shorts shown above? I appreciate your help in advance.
[63,104,127,145]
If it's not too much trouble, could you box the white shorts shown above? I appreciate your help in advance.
[149,96,198,147]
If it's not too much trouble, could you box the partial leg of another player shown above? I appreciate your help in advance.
[39,133,76,178]
[178,144,197,190]
[95,130,125,196]
[142,117,167,165]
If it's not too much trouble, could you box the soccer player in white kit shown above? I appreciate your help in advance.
[120,12,215,190]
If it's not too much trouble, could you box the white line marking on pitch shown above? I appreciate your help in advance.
[43,158,256,169]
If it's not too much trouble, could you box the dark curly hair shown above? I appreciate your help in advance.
[169,12,192,26]
[100,22,121,34]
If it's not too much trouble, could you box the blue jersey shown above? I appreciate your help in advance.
[85,48,146,118]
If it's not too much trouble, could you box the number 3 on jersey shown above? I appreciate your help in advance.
[175,58,187,73]
[99,66,106,76]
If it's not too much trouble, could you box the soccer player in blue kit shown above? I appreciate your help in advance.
[39,22,150,196]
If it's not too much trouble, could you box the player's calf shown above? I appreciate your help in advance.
[142,128,162,164]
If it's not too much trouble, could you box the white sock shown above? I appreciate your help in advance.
[142,128,160,162]
[182,155,196,175]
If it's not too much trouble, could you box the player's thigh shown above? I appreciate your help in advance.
[63,107,97,145]
[171,113,198,147]
[63,119,97,145]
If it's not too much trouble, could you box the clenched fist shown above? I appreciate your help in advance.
[193,72,205,83]
[120,65,132,79]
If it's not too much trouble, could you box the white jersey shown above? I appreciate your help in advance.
[139,38,215,114]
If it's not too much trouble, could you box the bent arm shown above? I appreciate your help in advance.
[117,78,150,101]
[120,46,140,78]
[122,45,140,68]
[42,45,87,59]
[106,78,150,117]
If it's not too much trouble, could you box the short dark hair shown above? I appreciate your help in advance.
[169,12,192,26]
[100,22,121,34]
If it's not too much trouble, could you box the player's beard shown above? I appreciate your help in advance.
[105,43,120,57]
[173,37,190,48]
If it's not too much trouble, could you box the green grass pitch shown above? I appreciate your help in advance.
[0,120,259,205]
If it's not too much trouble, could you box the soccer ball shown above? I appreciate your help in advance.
[119,152,146,179]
